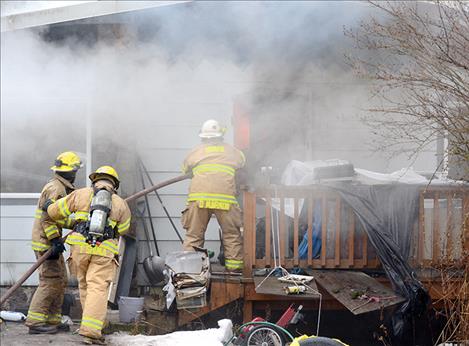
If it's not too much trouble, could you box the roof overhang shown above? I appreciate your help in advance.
[1,1,188,32]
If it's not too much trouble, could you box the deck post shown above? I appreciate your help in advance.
[243,300,253,323]
[243,191,256,277]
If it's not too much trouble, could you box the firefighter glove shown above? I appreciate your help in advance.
[48,237,65,260]
[41,199,54,212]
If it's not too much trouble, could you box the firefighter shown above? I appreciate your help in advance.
[46,166,131,345]
[181,119,246,273]
[25,151,82,334]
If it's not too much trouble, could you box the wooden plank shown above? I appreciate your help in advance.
[307,196,314,267]
[279,195,286,267]
[446,193,453,261]
[418,192,425,266]
[253,276,319,299]
[335,198,341,267]
[243,192,255,277]
[299,258,381,269]
[433,193,440,264]
[293,198,299,267]
[348,208,355,267]
[244,284,329,304]
[310,270,405,315]
[321,194,327,267]
[265,195,272,268]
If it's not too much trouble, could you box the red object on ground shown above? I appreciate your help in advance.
[241,316,265,334]
[276,304,296,328]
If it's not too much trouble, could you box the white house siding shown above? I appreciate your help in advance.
[1,195,40,285]
[134,85,239,285]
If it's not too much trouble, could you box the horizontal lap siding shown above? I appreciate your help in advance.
[137,195,187,217]
[136,217,221,241]
[1,97,233,286]
[1,201,40,285]
[135,104,232,285]
[1,205,37,218]
[1,217,35,240]
[1,263,39,286]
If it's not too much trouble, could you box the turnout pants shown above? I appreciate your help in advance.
[25,252,67,327]
[73,249,116,339]
[182,201,243,270]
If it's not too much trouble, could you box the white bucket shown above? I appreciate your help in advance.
[118,296,144,323]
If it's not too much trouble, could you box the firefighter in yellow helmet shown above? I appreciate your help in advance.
[46,165,131,345]
[25,151,82,334]
[181,120,246,273]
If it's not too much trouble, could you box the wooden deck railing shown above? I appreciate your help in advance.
[417,186,469,267]
[243,186,469,277]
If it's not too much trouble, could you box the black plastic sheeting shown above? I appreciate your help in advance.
[327,183,430,341]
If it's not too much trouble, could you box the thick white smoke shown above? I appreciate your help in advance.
[1,1,437,193]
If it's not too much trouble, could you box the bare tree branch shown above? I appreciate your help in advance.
[346,1,469,179]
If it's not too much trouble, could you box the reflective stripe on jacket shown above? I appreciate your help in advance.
[65,232,120,257]
[183,141,245,210]
[31,174,75,251]
[48,181,131,258]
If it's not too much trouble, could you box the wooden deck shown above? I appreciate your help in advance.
[243,186,468,275]
[174,185,468,326]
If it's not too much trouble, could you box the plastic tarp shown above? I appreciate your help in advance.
[277,160,431,339]
[329,183,429,339]
[283,159,457,185]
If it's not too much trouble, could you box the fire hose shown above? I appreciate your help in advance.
[0,173,191,307]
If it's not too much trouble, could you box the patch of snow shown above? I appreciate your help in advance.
[107,319,233,346]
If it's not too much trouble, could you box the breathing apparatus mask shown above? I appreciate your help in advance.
[57,170,77,184]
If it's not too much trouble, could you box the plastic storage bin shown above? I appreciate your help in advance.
[165,251,207,274]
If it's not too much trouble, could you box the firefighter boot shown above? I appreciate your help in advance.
[56,322,71,332]
[82,336,106,345]
[28,324,58,334]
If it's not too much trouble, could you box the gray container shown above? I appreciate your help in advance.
[118,296,144,323]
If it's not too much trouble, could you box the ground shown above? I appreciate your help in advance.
[0,319,232,346]
[0,321,85,345]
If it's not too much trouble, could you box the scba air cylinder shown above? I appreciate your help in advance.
[89,189,112,245]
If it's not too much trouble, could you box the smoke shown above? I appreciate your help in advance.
[1,1,433,193]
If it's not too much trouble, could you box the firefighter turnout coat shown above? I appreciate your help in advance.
[47,180,131,339]
[26,174,75,327]
[182,140,245,270]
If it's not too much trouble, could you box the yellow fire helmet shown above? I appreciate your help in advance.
[50,151,83,172]
[290,335,349,346]
[89,165,120,189]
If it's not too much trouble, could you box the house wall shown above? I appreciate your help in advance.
[1,194,43,285]
[0,79,238,286]
[134,83,237,284]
